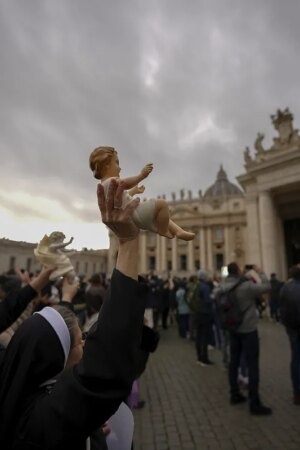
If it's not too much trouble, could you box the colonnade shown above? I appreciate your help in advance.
[138,225,237,275]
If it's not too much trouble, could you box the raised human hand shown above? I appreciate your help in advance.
[61,276,79,303]
[97,178,140,243]
[140,163,153,178]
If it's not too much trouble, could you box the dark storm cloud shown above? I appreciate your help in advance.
[1,0,300,220]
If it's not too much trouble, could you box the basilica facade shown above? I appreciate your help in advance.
[1,109,300,281]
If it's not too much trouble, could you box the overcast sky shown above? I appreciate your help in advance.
[1,0,300,250]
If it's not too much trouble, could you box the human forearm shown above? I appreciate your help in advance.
[251,273,271,294]
[116,238,139,280]
[30,267,54,292]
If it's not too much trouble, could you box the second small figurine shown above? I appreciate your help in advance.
[89,146,195,241]
[34,232,76,281]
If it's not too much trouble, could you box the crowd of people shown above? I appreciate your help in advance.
[0,179,300,448]
[139,261,300,416]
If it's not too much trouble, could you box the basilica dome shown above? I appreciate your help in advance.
[204,165,243,198]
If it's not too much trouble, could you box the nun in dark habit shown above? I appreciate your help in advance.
[0,179,148,450]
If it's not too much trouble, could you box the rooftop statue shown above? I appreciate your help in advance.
[271,108,300,149]
[244,146,253,165]
[89,146,195,241]
[34,232,76,281]
[254,132,265,154]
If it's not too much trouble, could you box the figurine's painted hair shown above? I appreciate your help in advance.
[49,231,66,242]
[89,146,117,180]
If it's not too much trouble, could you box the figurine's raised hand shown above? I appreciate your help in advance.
[140,163,153,179]
[136,185,145,194]
[97,178,140,243]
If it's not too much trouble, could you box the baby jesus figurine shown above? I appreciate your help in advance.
[89,146,195,241]
[34,232,76,281]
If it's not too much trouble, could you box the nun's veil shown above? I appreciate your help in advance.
[0,307,71,446]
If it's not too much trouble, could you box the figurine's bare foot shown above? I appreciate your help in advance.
[159,229,174,239]
[175,230,195,241]
[168,220,195,241]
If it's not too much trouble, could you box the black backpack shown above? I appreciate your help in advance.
[186,281,203,313]
[216,278,248,332]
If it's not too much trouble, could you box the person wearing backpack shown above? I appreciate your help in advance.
[188,270,214,366]
[279,265,300,405]
[216,262,272,415]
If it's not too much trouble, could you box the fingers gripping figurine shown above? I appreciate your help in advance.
[89,146,195,241]
[34,232,76,281]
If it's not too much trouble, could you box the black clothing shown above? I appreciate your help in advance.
[0,269,146,450]
[195,281,213,362]
[280,280,300,335]
[0,284,37,333]
[229,330,260,408]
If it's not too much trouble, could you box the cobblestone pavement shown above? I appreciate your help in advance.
[133,321,300,450]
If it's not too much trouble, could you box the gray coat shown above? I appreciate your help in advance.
[215,273,270,333]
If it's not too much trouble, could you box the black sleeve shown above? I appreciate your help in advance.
[31,269,146,446]
[0,285,37,333]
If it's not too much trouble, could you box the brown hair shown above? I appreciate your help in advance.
[89,146,117,180]
[52,305,78,348]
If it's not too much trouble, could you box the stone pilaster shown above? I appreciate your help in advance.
[161,236,167,272]
[245,195,262,267]
[188,239,194,272]
[199,227,206,269]
[172,238,178,272]
[206,227,213,272]
[258,191,278,274]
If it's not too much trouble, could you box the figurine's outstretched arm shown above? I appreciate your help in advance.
[49,236,74,251]
[128,185,145,196]
[122,163,153,190]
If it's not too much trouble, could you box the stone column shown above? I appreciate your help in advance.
[156,234,161,273]
[245,195,262,267]
[224,226,231,265]
[187,239,194,272]
[172,238,178,272]
[258,190,278,274]
[206,227,213,272]
[140,232,147,274]
[276,214,287,280]
[199,227,206,268]
[161,236,167,272]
